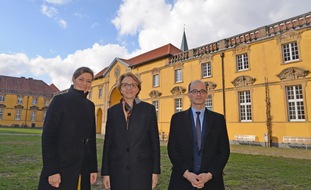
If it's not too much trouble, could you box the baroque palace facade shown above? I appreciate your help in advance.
[0,76,59,128]
[91,11,311,146]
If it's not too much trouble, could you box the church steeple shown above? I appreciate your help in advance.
[180,27,189,52]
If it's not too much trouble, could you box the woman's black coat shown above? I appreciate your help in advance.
[101,100,161,190]
[38,86,98,190]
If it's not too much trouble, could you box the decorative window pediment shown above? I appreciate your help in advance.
[233,43,250,55]
[173,62,184,70]
[42,106,48,110]
[149,90,162,98]
[277,67,309,80]
[152,68,160,75]
[276,30,302,44]
[171,86,186,95]
[30,105,39,110]
[232,76,256,87]
[204,82,217,91]
[14,105,24,109]
[199,53,213,63]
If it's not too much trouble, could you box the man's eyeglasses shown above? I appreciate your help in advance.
[190,89,207,95]
[121,83,138,89]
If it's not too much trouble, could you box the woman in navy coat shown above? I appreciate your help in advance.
[101,72,161,190]
[38,67,98,189]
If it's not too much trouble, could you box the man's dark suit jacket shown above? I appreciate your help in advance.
[168,108,230,190]
[101,100,160,190]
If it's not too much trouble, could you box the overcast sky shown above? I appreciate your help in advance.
[0,0,310,90]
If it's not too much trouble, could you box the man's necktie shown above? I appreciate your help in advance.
[196,112,201,149]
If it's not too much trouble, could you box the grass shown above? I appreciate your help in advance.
[1,127,311,190]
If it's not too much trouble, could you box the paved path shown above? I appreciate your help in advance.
[230,144,311,159]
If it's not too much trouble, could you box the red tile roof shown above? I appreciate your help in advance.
[49,83,60,92]
[123,43,181,67]
[94,67,108,79]
[0,75,59,97]
[94,44,181,78]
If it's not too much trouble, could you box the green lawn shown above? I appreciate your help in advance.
[0,127,311,190]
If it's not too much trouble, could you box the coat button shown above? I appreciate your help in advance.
[126,148,130,152]
[126,166,130,170]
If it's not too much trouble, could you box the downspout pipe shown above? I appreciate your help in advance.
[220,52,226,119]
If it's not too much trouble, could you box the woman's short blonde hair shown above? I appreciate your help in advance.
[117,72,142,95]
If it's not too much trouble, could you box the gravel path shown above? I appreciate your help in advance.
[230,144,311,159]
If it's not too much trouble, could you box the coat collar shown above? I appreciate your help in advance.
[185,107,215,143]
[68,85,88,98]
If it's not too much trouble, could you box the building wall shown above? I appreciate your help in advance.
[0,93,50,127]
[91,14,311,146]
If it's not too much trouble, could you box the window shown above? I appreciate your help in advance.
[42,110,47,121]
[175,69,182,83]
[236,53,249,71]
[286,85,305,121]
[31,111,36,122]
[98,88,103,98]
[0,108,3,120]
[205,95,213,111]
[17,97,23,104]
[152,100,159,118]
[239,91,252,122]
[89,91,92,100]
[0,95,5,102]
[15,109,22,120]
[282,42,299,63]
[153,74,159,87]
[175,98,182,113]
[202,62,212,78]
[32,97,38,105]
[44,99,50,106]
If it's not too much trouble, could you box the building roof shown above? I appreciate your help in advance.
[180,29,189,52]
[94,67,108,79]
[122,43,182,67]
[0,75,59,97]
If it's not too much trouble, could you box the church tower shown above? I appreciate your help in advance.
[180,27,189,52]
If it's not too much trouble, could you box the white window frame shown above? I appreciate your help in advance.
[98,88,103,98]
[153,74,159,87]
[15,109,22,120]
[202,62,212,78]
[32,97,38,105]
[89,90,92,100]
[175,98,182,113]
[236,53,249,71]
[0,95,5,102]
[42,110,47,121]
[175,69,182,83]
[239,91,252,122]
[17,97,23,104]
[286,85,305,121]
[44,99,50,106]
[31,111,36,122]
[0,108,3,120]
[282,41,299,63]
[152,100,159,118]
[205,95,213,111]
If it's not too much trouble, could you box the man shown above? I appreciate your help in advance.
[168,80,230,190]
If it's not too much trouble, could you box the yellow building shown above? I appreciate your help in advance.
[0,76,59,128]
[91,11,311,146]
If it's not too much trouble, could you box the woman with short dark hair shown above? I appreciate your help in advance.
[101,72,161,190]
